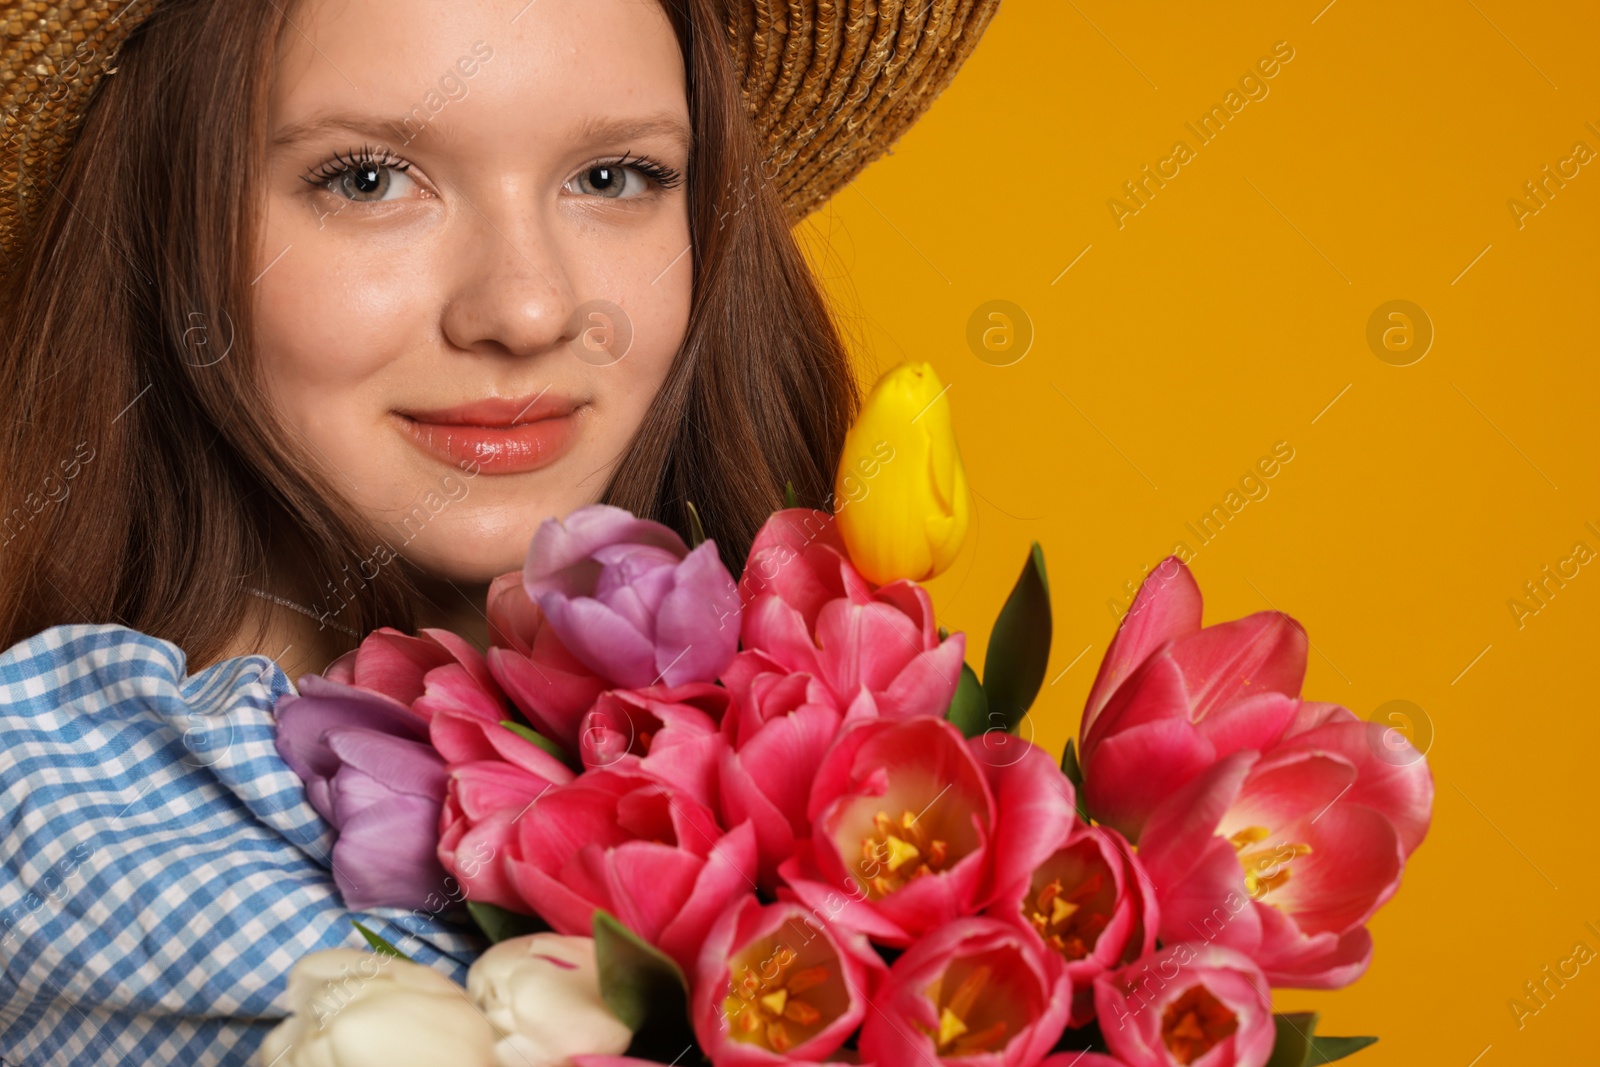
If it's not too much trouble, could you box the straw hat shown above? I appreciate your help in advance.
[0,0,1000,273]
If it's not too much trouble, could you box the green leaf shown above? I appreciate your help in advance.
[783,481,800,508]
[982,543,1053,732]
[1059,740,1091,822]
[351,920,408,960]
[594,910,688,1028]
[500,721,570,763]
[1265,1013,1316,1067]
[945,662,989,738]
[467,902,548,943]
[685,500,707,548]
[593,910,696,1060]
[1266,1012,1378,1067]
[1309,1036,1379,1063]
[1060,738,1084,788]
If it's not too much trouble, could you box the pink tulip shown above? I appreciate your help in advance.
[1093,942,1275,1067]
[858,917,1070,1067]
[322,625,496,710]
[523,504,742,690]
[780,717,1073,946]
[1136,708,1433,989]
[717,651,855,887]
[737,508,966,720]
[988,821,1158,1027]
[1078,558,1308,842]
[421,659,574,781]
[580,683,729,808]
[694,896,887,1064]
[418,657,577,911]
[502,769,758,973]
[485,571,609,750]
[718,649,853,749]
[437,760,565,911]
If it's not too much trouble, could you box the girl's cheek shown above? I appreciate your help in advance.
[254,200,426,389]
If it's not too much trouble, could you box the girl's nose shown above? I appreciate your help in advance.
[439,199,579,361]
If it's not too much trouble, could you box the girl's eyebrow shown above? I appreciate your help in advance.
[571,113,692,155]
[271,111,692,154]
[272,112,419,148]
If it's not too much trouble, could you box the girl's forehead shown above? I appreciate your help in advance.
[269,0,688,148]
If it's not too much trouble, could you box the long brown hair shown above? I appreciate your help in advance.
[0,0,859,668]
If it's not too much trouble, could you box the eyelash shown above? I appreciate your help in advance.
[603,149,685,191]
[298,145,685,194]
[300,143,411,188]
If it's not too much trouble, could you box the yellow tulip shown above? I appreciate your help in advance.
[834,361,971,584]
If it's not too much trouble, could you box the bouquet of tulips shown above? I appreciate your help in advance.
[258,363,1433,1067]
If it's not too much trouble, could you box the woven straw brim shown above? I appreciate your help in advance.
[727,0,1001,221]
[0,0,999,272]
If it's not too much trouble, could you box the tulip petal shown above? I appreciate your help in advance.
[737,509,851,618]
[1282,700,1358,737]
[541,596,657,688]
[1150,836,1264,956]
[1137,750,1257,888]
[351,628,455,706]
[1256,912,1373,989]
[323,728,448,798]
[1220,749,1355,842]
[981,739,1079,907]
[333,794,449,910]
[1082,557,1202,737]
[778,848,911,943]
[1269,805,1403,935]
[741,597,823,680]
[873,580,940,647]
[505,850,610,936]
[525,505,688,586]
[487,643,607,750]
[1193,691,1299,757]
[655,540,742,685]
[1168,609,1308,718]
[876,632,966,720]
[1277,717,1434,856]
[603,840,704,943]
[1083,719,1223,843]
[1081,652,1192,766]
[487,570,541,655]
[718,750,798,889]
[657,821,759,971]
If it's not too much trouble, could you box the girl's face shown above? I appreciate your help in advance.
[256,0,692,584]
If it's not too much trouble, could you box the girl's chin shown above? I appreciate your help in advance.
[385,534,532,587]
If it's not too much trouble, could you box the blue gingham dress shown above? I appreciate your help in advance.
[0,624,484,1066]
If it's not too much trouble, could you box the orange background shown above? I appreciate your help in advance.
[795,1,1600,1063]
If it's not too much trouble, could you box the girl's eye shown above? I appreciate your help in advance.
[303,148,420,203]
[567,154,683,200]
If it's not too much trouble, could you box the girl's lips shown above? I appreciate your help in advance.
[396,406,583,475]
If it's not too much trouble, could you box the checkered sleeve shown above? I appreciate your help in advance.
[0,624,486,1067]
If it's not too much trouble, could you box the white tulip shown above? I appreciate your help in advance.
[466,934,635,1067]
[255,948,497,1067]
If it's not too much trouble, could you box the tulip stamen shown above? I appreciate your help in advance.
[723,949,833,1053]
[1227,826,1312,901]
[1160,984,1239,1065]
[924,964,1009,1055]
[1026,874,1111,961]
[860,808,953,899]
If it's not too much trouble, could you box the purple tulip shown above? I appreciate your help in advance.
[523,504,740,689]
[274,675,450,911]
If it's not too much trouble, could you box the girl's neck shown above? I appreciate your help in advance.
[218,571,492,683]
